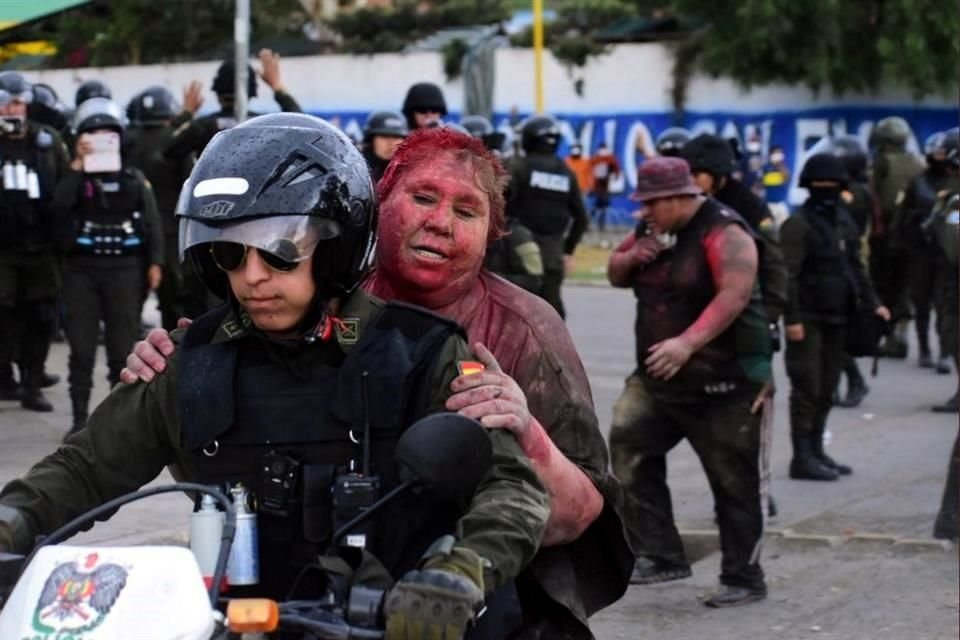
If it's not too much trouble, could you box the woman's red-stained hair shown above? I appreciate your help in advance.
[376,127,509,244]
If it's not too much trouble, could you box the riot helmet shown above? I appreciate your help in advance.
[133,86,178,126]
[681,134,738,177]
[830,135,868,181]
[363,110,408,142]
[73,97,125,137]
[176,113,376,301]
[943,127,960,168]
[868,116,911,151]
[401,82,447,129]
[799,153,849,188]
[75,80,111,107]
[655,127,691,157]
[520,115,561,154]
[212,60,258,98]
[0,71,34,105]
[31,83,58,109]
[461,115,506,153]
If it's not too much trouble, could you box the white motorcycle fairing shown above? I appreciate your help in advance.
[0,545,216,640]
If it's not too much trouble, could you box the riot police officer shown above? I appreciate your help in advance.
[27,82,69,137]
[361,110,408,183]
[165,49,301,162]
[52,98,164,437]
[868,116,924,358]
[0,115,549,640]
[655,127,691,157]
[780,154,889,481]
[896,129,960,371]
[401,82,447,130]
[0,72,71,411]
[505,115,588,318]
[125,86,205,330]
[831,135,875,407]
[681,134,789,325]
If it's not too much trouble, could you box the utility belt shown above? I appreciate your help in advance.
[73,215,144,256]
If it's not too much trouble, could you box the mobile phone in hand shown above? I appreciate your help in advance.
[82,131,122,173]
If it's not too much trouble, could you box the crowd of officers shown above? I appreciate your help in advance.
[0,50,956,617]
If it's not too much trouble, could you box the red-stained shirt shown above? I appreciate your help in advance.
[363,268,632,634]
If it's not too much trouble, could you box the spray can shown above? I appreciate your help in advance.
[13,161,27,190]
[2,162,13,190]
[226,483,259,586]
[26,170,40,199]
[189,493,225,590]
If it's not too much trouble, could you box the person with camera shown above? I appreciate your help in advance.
[51,98,165,438]
[0,114,549,639]
[780,154,890,481]
[125,84,205,330]
[0,72,71,412]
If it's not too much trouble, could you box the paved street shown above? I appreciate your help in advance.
[0,285,957,638]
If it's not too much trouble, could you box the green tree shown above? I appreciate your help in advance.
[667,0,958,101]
[49,0,308,67]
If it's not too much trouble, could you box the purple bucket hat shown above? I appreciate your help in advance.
[631,156,703,202]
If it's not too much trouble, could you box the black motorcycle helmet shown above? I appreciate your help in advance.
[0,71,33,104]
[75,79,111,107]
[31,83,58,109]
[212,60,258,98]
[681,134,738,177]
[520,115,561,154]
[132,86,178,126]
[28,83,68,131]
[830,135,868,181]
[655,127,692,157]
[799,153,849,188]
[177,113,376,302]
[73,97,125,137]
[363,110,408,142]
[401,82,447,129]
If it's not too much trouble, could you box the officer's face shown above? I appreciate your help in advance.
[0,99,27,119]
[377,151,491,309]
[226,248,316,338]
[691,171,716,194]
[373,135,404,161]
[413,109,442,129]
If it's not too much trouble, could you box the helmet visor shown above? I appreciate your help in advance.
[179,214,341,263]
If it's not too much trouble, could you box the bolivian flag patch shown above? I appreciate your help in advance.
[457,361,486,376]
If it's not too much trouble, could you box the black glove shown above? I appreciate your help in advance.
[384,536,485,640]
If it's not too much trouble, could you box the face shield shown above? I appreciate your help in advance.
[179,214,342,266]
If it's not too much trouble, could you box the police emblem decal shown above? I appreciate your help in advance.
[31,552,129,636]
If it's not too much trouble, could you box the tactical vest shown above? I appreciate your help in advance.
[0,123,61,252]
[177,302,466,599]
[794,204,859,318]
[124,126,185,233]
[630,198,771,397]
[70,169,146,257]
[508,154,575,236]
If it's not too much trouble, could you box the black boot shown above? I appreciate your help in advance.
[881,322,910,359]
[20,367,53,412]
[812,424,852,475]
[789,431,839,481]
[933,438,959,541]
[65,390,90,441]
[41,370,61,388]
[835,370,869,409]
[936,355,952,375]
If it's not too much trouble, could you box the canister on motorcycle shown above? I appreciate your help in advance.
[190,492,225,590]
[227,483,260,586]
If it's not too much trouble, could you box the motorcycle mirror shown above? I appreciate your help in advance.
[395,412,492,504]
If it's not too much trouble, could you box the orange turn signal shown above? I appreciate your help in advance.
[226,598,280,633]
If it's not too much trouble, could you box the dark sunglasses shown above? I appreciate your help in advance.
[209,241,300,273]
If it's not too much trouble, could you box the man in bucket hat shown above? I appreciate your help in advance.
[608,156,773,607]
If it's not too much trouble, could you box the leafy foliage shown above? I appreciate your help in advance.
[48,0,308,66]
[670,0,959,98]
